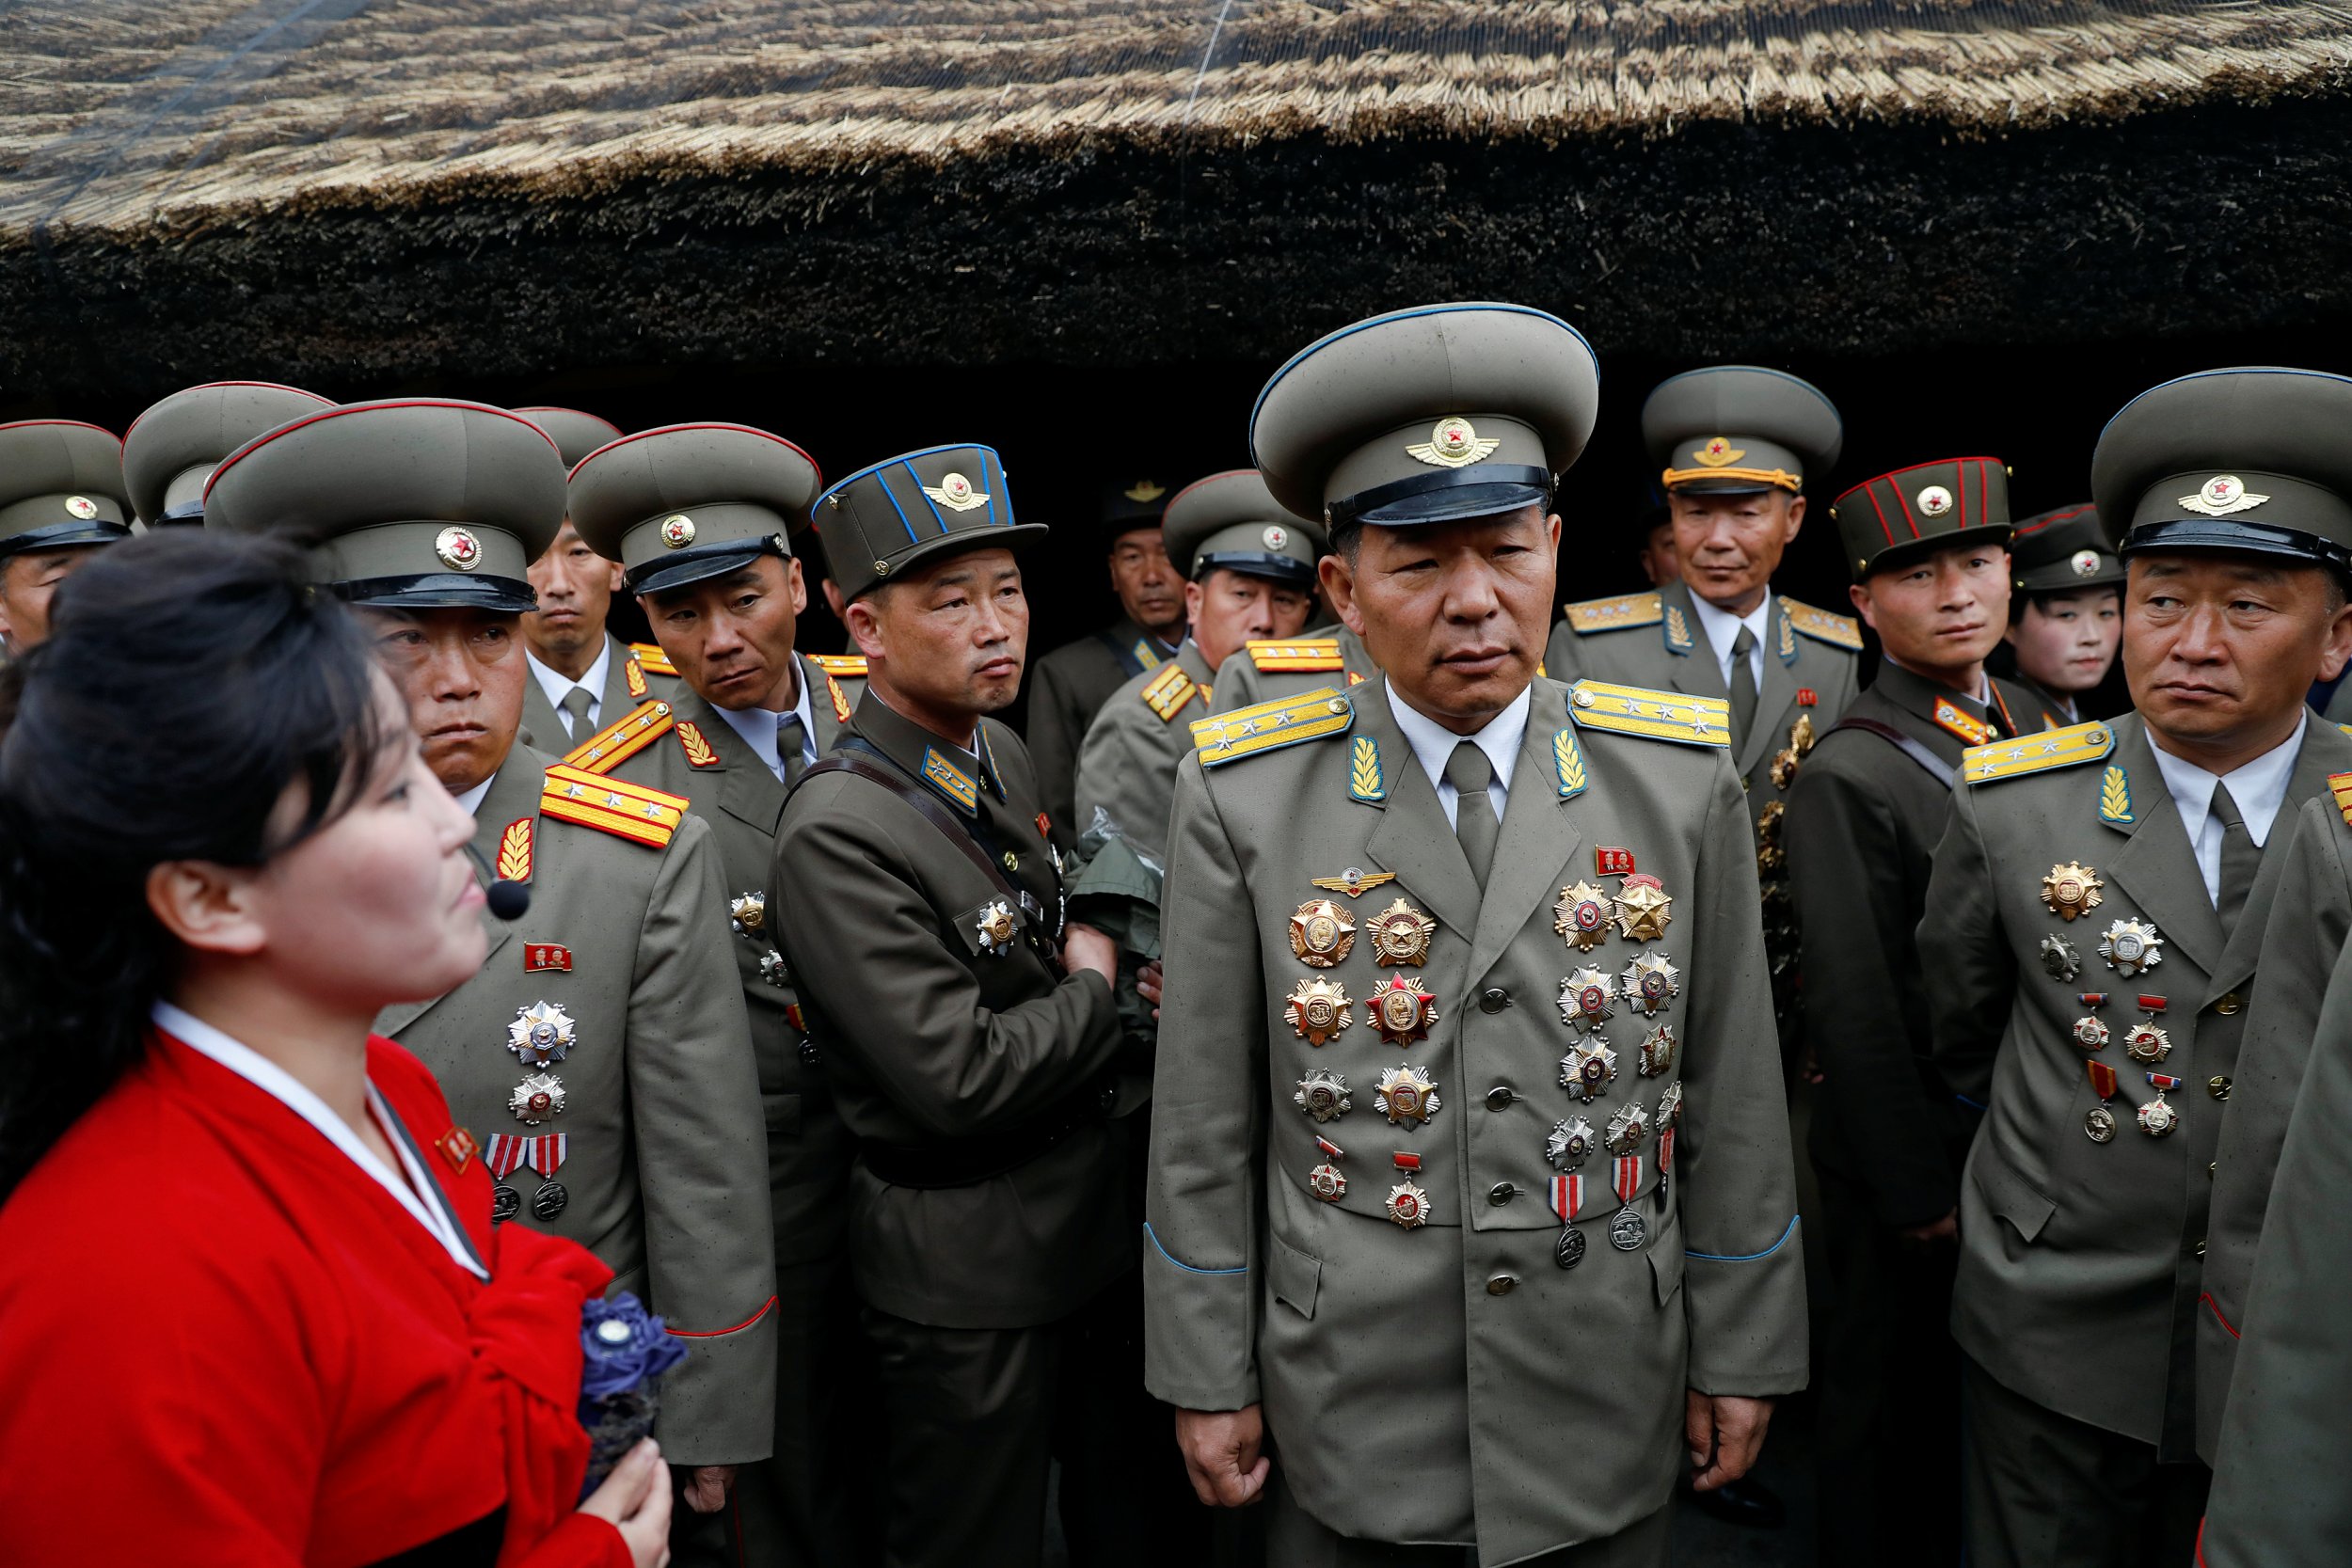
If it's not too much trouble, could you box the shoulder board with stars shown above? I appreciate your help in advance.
[1246,639,1343,672]
[562,699,675,775]
[1779,596,1864,651]
[808,653,867,678]
[539,763,690,848]
[628,641,679,678]
[1563,592,1662,635]
[1566,680,1729,749]
[1140,662,1202,721]
[1961,719,2117,785]
[1191,689,1354,768]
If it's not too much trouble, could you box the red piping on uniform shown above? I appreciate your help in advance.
[666,1293,778,1338]
[205,399,562,500]
[1865,486,1895,546]
[2201,1291,2241,1339]
[568,422,821,489]
[2195,1517,2210,1567]
[2011,505,2094,538]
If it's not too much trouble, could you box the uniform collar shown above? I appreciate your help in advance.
[1685,589,1773,681]
[525,635,613,721]
[851,687,1004,816]
[1382,679,1530,808]
[2147,709,2306,854]
[708,667,818,780]
[454,773,494,817]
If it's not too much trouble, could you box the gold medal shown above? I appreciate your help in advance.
[974,900,1018,955]
[1366,898,1437,966]
[1374,1065,1440,1127]
[2040,862,2105,922]
[1612,875,1674,942]
[1367,974,1438,1047]
[1552,879,1613,953]
[1619,952,1679,1018]
[1284,977,1353,1045]
[1287,898,1357,967]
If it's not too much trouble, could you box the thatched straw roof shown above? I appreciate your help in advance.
[5,2,2351,404]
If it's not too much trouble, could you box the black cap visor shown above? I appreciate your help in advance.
[1861,524,2014,579]
[625,537,783,597]
[333,572,538,614]
[1195,550,1319,588]
[2120,516,2352,575]
[1334,465,1553,529]
[0,519,132,559]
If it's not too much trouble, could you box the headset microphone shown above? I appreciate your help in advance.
[461,841,532,920]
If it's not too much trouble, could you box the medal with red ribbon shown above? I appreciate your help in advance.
[1609,1154,1647,1252]
[2138,1072,2182,1137]
[485,1132,569,1223]
[1385,1151,1429,1229]
[1549,1173,1586,1270]
[2087,1060,2119,1101]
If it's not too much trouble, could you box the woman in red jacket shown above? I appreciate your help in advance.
[0,533,673,1568]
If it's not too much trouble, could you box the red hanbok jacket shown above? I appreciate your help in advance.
[0,1027,632,1568]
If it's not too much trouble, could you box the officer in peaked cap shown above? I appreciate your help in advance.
[768,444,1136,1568]
[120,381,334,529]
[1148,303,1806,1567]
[1997,504,2125,728]
[1026,476,1189,854]
[0,420,135,654]
[204,399,781,1534]
[1921,369,2352,1568]
[564,421,862,1568]
[1780,452,2045,1567]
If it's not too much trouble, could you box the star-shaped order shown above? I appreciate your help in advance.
[1612,877,1673,942]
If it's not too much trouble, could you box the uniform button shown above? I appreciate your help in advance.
[2214,992,2243,1016]
[1488,1182,1518,1206]
[799,1041,821,1069]
[2195,1240,2207,1258]
[1486,1275,1518,1295]
[2208,1075,2233,1101]
[1486,1086,1517,1112]
[2208,1162,2217,1179]
[1479,988,1510,1014]
[1099,1087,1120,1114]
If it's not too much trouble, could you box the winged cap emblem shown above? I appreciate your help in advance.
[1406,416,1502,469]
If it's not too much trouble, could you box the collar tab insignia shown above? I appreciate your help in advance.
[628,641,679,678]
[921,746,980,813]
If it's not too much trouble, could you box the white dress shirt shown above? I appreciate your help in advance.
[2148,713,2305,907]
[526,637,614,740]
[1385,681,1530,828]
[1687,592,1772,693]
[713,661,820,783]
[152,1000,487,1278]
[454,776,493,818]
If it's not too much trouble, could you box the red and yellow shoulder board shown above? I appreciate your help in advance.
[1931,697,1994,748]
[2330,770,2352,829]
[540,764,689,849]
[628,641,679,678]
[1563,592,1662,634]
[808,653,867,678]
[1246,639,1343,673]
[562,699,675,775]
[624,657,650,699]
[495,817,533,882]
[1140,663,1201,721]
[675,720,722,769]
[1780,597,1865,651]
[825,673,852,723]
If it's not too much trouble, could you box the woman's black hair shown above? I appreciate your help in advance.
[0,531,399,1197]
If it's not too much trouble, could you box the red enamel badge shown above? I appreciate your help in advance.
[1036,812,1051,839]
[1798,689,1818,707]
[1596,847,1635,877]
[525,943,573,973]
[436,1125,479,1175]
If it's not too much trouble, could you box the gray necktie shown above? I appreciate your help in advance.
[776,711,809,787]
[558,686,595,741]
[1444,741,1499,891]
[1727,626,1758,750]
[2211,783,2261,937]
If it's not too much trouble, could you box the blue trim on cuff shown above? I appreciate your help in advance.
[1955,1092,1987,1110]
[1144,1222,1248,1275]
[1687,1214,1800,1263]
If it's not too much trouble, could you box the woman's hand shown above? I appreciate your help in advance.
[578,1438,674,1568]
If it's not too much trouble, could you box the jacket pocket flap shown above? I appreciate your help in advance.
[1979,1160,2057,1244]
[1649,1241,1684,1307]
[1269,1233,1321,1321]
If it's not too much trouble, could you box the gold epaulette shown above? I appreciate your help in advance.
[628,641,678,678]
[1781,597,1864,651]
[1566,680,1730,748]
[808,653,867,678]
[1962,720,2117,784]
[1190,689,1354,768]
[561,699,675,775]
[1563,592,1662,635]
[1246,639,1343,673]
[1140,663,1201,721]
[540,764,689,849]
[2329,771,2352,829]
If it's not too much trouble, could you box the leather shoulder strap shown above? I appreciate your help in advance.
[1828,716,1955,788]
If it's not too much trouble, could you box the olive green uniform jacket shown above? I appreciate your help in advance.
[519,633,670,752]
[1919,712,2352,1457]
[771,692,1130,1328]
[1073,639,1217,862]
[1025,615,1179,854]
[1208,624,1377,715]
[379,743,777,1465]
[1144,675,1806,1563]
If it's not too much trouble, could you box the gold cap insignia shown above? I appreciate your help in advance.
[1692,437,1745,468]
[1123,480,1166,504]
[2178,474,2270,517]
[1917,485,1955,517]
[64,495,98,520]
[660,514,696,547]
[925,472,990,512]
[1406,416,1501,469]
[435,526,483,570]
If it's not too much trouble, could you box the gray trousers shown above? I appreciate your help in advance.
[1267,1468,1670,1568]
[1961,1354,2208,1568]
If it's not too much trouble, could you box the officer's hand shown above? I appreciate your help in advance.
[1174,1404,1271,1508]
[1899,1208,1959,1243]
[1062,922,1120,988]
[577,1438,675,1568]
[1136,959,1164,1018]
[679,1464,737,1513]
[1686,1392,1773,1491]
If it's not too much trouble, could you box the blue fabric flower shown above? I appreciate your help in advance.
[579,1292,689,1405]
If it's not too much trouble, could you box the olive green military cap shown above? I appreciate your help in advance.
[2090,367,2352,575]
[0,420,134,561]
[567,422,820,595]
[1162,469,1326,588]
[1644,366,1842,496]
[1251,302,1599,530]
[204,398,564,613]
[2010,504,2122,594]
[120,382,334,528]
[1099,476,1172,541]
[813,443,1043,603]
[514,406,625,470]
[1831,457,2012,579]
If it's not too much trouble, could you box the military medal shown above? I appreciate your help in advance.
[506,1001,578,1068]
[1560,1037,1618,1103]
[509,1072,565,1125]
[2137,1073,2183,1137]
[1386,1152,1429,1230]
[2097,919,2163,978]
[1549,1174,1587,1270]
[1638,1023,1677,1078]
[1375,1065,1439,1127]
[1558,965,1615,1031]
[759,949,790,989]
[1608,1156,1647,1251]
[1553,879,1613,953]
[1367,974,1439,1047]
[1307,1164,1347,1201]
[2041,934,2082,982]
[2122,994,2170,1064]
[1288,898,1357,967]
[1284,976,1353,1045]
[1294,1068,1351,1122]
[525,1134,569,1220]
[1605,1101,1648,1156]
[485,1134,529,1224]
[2085,1060,2121,1143]
[1656,1080,1684,1129]
[1310,867,1397,899]
[1619,952,1679,1018]
[974,900,1018,956]
[728,892,767,939]
[1546,1116,1596,1170]
[2040,862,2105,922]
[2072,1015,2110,1052]
[1612,874,1674,942]
[1366,898,1437,966]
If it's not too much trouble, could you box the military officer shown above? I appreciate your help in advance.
[1025,478,1187,852]
[1206,617,1380,714]
[566,420,864,1568]
[1918,367,2352,1566]
[1075,469,1323,860]
[203,398,779,1528]
[120,380,333,527]
[1997,504,2125,727]
[770,444,1131,1568]
[1147,303,1807,1566]
[0,420,135,654]
[1781,454,2042,1567]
